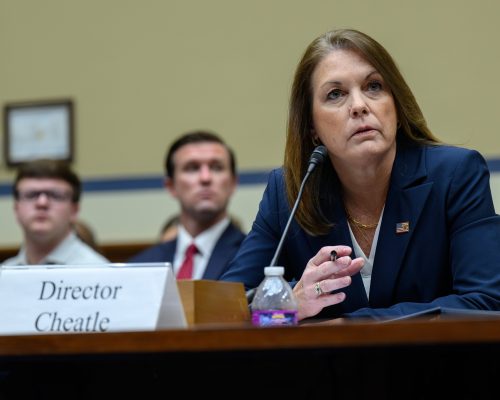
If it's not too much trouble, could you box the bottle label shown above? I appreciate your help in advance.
[251,310,298,327]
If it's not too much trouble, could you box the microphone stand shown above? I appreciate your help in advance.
[269,168,313,267]
[247,145,327,302]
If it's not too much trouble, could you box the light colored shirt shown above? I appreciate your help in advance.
[173,217,230,279]
[347,208,384,299]
[1,231,109,266]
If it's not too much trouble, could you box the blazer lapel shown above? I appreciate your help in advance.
[369,140,433,307]
[203,224,241,280]
[163,240,177,264]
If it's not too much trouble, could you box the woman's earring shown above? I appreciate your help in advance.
[312,137,320,146]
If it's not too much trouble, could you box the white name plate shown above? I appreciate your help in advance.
[0,263,187,335]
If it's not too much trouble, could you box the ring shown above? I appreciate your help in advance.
[314,281,324,296]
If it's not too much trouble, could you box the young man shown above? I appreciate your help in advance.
[129,130,246,280]
[2,159,109,265]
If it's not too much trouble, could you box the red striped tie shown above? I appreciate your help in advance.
[177,243,197,279]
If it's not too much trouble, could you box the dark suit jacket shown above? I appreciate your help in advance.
[129,223,246,280]
[221,138,500,319]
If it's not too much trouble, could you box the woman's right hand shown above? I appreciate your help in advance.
[293,245,364,321]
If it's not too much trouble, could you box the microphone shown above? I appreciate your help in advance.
[246,145,328,303]
[269,145,328,267]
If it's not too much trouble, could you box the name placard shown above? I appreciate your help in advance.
[0,263,187,335]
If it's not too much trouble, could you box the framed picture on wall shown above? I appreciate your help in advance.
[3,99,74,166]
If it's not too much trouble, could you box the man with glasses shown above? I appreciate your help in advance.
[2,159,109,265]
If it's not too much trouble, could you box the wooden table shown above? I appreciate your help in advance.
[0,317,499,399]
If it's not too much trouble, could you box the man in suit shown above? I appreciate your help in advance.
[129,130,245,280]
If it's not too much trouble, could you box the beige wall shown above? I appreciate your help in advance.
[1,0,499,246]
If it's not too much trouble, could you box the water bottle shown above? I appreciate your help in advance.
[251,266,298,326]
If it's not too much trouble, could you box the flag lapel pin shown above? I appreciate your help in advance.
[396,221,410,234]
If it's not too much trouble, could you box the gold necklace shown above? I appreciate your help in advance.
[345,208,378,230]
[350,221,374,256]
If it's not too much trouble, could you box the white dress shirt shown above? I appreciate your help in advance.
[347,208,384,299]
[173,217,230,279]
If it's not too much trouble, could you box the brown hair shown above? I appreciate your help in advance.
[164,130,237,179]
[285,28,440,235]
[13,159,81,203]
[74,219,101,252]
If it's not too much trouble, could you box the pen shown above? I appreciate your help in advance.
[330,250,338,262]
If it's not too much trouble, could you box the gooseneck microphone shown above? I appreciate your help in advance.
[268,145,328,267]
[246,145,328,304]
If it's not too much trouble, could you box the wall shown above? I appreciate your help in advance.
[1,0,499,247]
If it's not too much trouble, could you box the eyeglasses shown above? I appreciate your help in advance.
[15,190,73,203]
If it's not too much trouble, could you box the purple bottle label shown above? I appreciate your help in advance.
[251,310,298,327]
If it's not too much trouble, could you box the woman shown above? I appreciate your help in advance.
[221,28,500,320]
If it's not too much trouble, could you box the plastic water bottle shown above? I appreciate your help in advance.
[251,266,298,326]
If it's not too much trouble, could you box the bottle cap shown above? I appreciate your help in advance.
[264,266,284,276]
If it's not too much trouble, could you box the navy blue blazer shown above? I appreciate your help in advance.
[221,139,500,319]
[129,223,246,280]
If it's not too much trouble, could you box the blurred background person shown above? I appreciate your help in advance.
[158,214,180,242]
[129,130,246,280]
[74,219,102,254]
[2,159,109,266]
